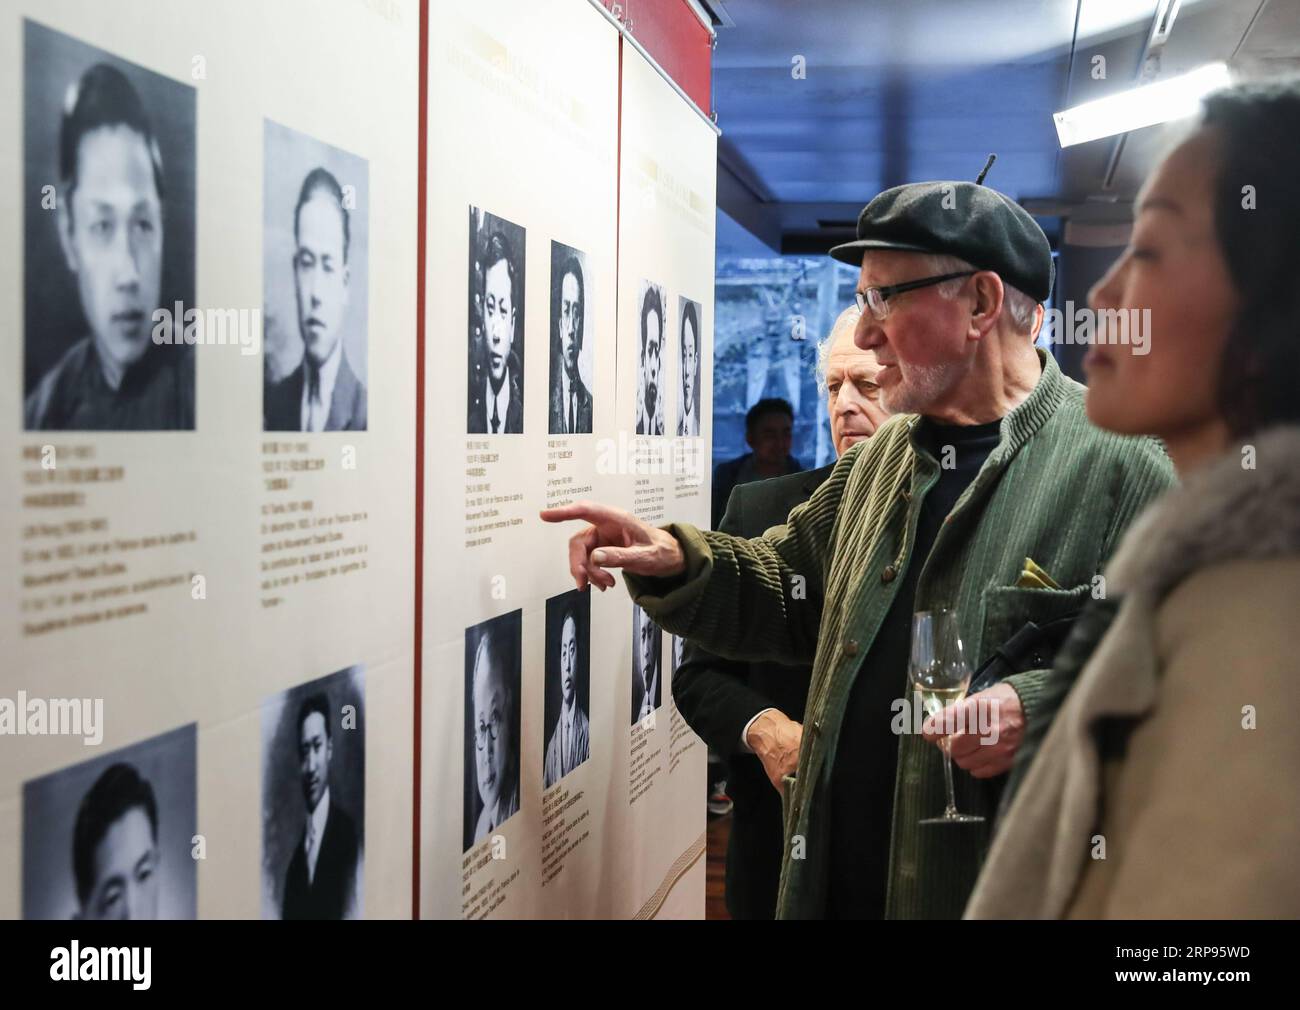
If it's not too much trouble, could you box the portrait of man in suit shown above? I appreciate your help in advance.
[635,282,665,436]
[467,618,521,847]
[548,244,593,435]
[24,30,196,431]
[631,603,662,725]
[281,692,360,920]
[467,214,525,434]
[544,594,591,788]
[264,165,367,431]
[677,298,701,437]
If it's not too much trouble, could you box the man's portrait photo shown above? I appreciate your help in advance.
[543,590,592,789]
[467,207,525,434]
[464,610,522,850]
[261,667,365,920]
[23,20,196,431]
[263,120,369,432]
[635,280,666,436]
[676,297,702,437]
[631,603,663,726]
[22,723,197,920]
[548,241,594,435]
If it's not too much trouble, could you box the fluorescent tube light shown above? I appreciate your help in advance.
[1054,62,1232,147]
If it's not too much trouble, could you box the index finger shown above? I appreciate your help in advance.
[540,500,625,526]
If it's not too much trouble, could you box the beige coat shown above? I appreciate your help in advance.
[966,425,1300,919]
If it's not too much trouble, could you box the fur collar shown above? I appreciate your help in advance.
[1107,424,1300,600]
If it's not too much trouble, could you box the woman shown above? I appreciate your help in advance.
[966,81,1300,918]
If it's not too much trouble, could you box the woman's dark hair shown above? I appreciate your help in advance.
[1200,81,1300,436]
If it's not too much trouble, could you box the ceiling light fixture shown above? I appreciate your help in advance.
[1053,61,1231,148]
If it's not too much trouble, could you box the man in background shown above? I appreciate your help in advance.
[675,306,887,918]
[711,397,802,529]
[282,693,359,919]
[72,763,161,920]
[26,63,193,430]
[265,167,367,431]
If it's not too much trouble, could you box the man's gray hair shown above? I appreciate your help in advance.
[924,253,1040,337]
[815,304,862,396]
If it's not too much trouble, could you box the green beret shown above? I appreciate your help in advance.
[829,181,1054,303]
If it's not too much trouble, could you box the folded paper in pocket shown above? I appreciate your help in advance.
[1016,556,1061,590]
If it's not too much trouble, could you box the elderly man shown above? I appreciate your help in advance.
[674,305,887,919]
[543,181,1175,918]
[470,628,520,844]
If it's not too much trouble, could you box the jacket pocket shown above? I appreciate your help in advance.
[979,582,1094,669]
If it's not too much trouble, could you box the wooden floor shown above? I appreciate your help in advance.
[706,811,731,920]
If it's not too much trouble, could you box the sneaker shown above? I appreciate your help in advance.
[707,781,733,817]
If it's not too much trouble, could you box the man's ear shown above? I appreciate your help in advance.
[968,271,1004,341]
[56,197,78,274]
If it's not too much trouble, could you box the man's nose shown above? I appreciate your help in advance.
[854,315,885,351]
[114,232,141,290]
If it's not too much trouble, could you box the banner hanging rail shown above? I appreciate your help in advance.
[586,0,722,137]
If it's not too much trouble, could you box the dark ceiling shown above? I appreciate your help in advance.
[703,0,1300,256]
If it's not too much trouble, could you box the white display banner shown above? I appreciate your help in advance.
[0,0,418,919]
[613,35,717,920]
[421,0,716,919]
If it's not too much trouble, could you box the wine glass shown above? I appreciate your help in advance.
[910,608,984,825]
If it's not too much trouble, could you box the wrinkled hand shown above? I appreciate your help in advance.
[745,709,803,793]
[540,500,686,591]
[920,682,1024,779]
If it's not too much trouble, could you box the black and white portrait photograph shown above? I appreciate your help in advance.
[631,603,663,725]
[670,633,685,683]
[261,666,365,920]
[22,723,197,920]
[543,590,591,789]
[676,296,702,437]
[548,241,594,435]
[468,207,525,434]
[464,610,522,849]
[263,119,370,432]
[635,279,666,436]
[23,19,196,431]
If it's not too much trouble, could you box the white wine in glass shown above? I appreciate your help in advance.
[910,608,984,825]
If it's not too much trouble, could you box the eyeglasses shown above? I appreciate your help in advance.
[475,710,502,749]
[854,271,976,321]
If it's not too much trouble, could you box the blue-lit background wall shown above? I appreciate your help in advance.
[713,254,859,473]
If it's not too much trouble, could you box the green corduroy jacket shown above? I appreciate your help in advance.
[627,351,1176,919]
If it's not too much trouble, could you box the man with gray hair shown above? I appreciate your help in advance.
[544,180,1175,918]
[672,305,886,919]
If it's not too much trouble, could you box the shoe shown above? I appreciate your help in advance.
[707,781,733,817]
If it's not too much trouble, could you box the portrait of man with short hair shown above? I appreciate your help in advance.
[22,723,197,920]
[548,242,594,435]
[636,280,666,436]
[631,603,663,725]
[544,590,592,788]
[677,297,702,437]
[468,207,525,434]
[263,121,369,431]
[465,611,522,848]
[261,667,365,920]
[23,21,196,431]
